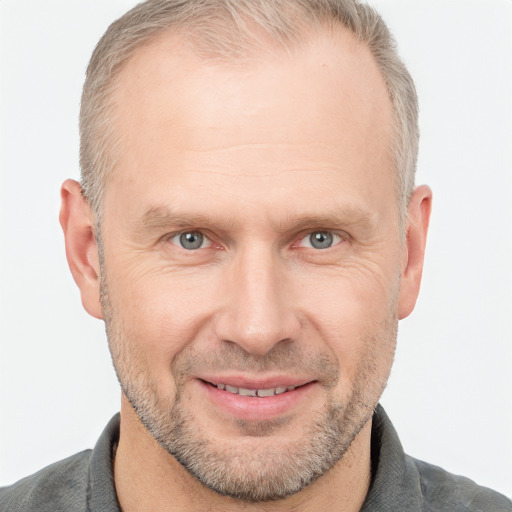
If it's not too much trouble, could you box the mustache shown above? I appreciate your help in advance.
[171,341,340,388]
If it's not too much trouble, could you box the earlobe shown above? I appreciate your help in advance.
[59,179,104,319]
[398,185,432,320]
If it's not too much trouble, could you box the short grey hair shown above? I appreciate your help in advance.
[80,0,418,221]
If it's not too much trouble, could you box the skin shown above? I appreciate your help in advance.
[60,27,431,512]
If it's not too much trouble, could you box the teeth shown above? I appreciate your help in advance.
[216,383,297,397]
[257,388,275,397]
[238,387,257,397]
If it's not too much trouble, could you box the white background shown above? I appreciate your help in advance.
[1,0,511,498]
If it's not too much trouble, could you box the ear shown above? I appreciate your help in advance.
[59,179,103,319]
[398,185,432,320]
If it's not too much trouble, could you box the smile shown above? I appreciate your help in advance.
[214,383,298,397]
[197,378,317,421]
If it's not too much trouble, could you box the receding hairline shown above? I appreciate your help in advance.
[108,9,376,101]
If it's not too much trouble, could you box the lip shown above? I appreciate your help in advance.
[196,375,318,422]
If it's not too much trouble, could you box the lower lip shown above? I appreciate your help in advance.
[198,380,317,421]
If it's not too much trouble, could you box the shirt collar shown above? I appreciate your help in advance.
[87,413,121,511]
[361,404,424,511]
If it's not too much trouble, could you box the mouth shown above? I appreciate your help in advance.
[202,380,303,397]
[197,377,318,422]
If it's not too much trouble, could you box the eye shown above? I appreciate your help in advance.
[170,231,211,250]
[299,231,341,250]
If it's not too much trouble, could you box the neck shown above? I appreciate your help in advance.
[114,397,372,512]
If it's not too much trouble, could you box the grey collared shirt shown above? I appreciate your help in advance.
[1,406,510,511]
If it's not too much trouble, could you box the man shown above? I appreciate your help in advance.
[1,0,510,510]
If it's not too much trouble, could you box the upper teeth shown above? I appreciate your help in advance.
[217,383,296,397]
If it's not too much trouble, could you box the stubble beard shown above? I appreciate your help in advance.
[100,276,398,503]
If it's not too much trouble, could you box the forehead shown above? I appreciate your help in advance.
[113,27,392,143]
[104,28,395,225]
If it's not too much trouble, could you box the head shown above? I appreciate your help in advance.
[60,0,431,504]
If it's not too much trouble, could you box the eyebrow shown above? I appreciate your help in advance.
[137,206,239,232]
[276,206,377,233]
[136,204,377,235]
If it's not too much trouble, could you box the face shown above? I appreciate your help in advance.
[99,30,402,501]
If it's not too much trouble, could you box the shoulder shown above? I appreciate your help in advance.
[407,455,512,512]
[0,450,92,512]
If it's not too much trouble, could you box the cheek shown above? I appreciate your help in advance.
[298,265,398,385]
[103,264,214,374]
[301,260,398,327]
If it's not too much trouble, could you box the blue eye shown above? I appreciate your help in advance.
[171,231,210,250]
[300,231,340,250]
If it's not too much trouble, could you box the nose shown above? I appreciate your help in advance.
[213,244,301,356]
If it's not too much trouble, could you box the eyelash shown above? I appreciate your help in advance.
[165,230,347,251]
[168,231,213,250]
[296,231,344,250]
